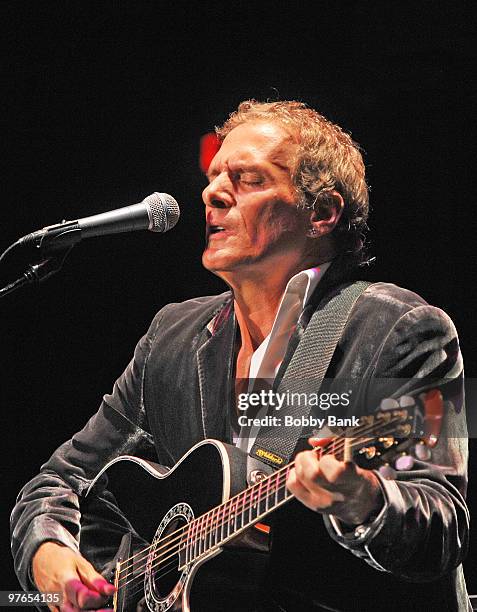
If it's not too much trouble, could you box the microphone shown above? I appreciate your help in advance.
[17,192,180,252]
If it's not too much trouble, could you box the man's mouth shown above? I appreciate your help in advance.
[206,225,228,240]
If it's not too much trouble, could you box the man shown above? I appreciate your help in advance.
[11,101,470,611]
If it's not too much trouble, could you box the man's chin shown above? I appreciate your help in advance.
[202,252,230,273]
[202,250,243,275]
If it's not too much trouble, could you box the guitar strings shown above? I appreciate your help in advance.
[118,426,400,596]
[116,419,403,594]
[123,558,186,603]
[114,413,392,579]
[119,419,400,588]
[117,436,377,596]
[115,415,401,586]
[114,419,384,571]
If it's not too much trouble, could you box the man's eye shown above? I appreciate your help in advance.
[239,174,263,185]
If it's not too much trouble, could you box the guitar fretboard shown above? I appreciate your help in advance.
[178,442,342,566]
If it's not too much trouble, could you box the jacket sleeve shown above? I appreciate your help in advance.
[10,308,168,591]
[324,304,469,581]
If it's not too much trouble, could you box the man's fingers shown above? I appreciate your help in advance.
[318,454,354,484]
[295,450,321,484]
[64,579,99,609]
[64,577,111,610]
[297,450,356,487]
[295,449,347,487]
[287,467,342,511]
[76,558,116,597]
[32,543,114,611]
[290,448,384,523]
[308,436,333,448]
[289,451,351,512]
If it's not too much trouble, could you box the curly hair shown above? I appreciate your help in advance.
[216,100,370,265]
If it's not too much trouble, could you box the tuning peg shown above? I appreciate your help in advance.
[414,442,432,461]
[399,395,415,408]
[380,398,399,411]
[359,446,377,460]
[378,464,396,479]
[378,436,395,449]
[394,454,414,471]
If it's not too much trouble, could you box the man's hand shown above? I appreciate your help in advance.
[32,542,116,611]
[287,438,384,526]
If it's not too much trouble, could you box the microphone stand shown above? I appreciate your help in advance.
[0,246,73,299]
[0,225,81,298]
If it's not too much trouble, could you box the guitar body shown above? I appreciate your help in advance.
[87,440,252,612]
[85,393,441,612]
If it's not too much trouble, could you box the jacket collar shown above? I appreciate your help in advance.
[197,295,236,440]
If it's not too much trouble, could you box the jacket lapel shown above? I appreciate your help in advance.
[196,299,236,440]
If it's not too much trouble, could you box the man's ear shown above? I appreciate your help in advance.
[306,191,344,238]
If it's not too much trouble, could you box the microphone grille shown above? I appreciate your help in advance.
[145,192,181,233]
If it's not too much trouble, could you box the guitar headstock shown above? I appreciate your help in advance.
[349,389,444,475]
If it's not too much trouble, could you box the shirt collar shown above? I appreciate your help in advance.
[205,262,332,336]
[279,262,332,313]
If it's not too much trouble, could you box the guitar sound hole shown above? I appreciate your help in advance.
[153,517,186,598]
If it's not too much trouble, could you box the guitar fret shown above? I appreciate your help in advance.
[203,512,209,553]
[207,509,215,549]
[238,490,245,530]
[284,466,291,500]
[219,504,225,543]
[203,513,209,553]
[201,513,207,555]
[274,471,280,506]
[247,488,253,524]
[192,517,198,561]
[192,517,198,560]
[251,486,258,522]
[233,498,238,536]
[197,515,204,558]
[265,475,271,512]
[188,519,196,563]
[277,469,287,504]
[227,498,234,538]
[209,507,216,549]
[258,479,267,516]
[211,506,218,548]
[245,488,252,524]
[215,506,220,547]
[187,522,193,565]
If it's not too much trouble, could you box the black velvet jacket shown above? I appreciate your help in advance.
[10,269,470,611]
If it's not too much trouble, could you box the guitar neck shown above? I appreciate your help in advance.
[178,390,442,567]
[179,441,345,567]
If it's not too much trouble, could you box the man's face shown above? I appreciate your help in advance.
[202,121,308,278]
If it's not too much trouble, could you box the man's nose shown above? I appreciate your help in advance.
[202,174,233,209]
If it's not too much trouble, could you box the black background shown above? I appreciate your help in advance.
[1,0,476,597]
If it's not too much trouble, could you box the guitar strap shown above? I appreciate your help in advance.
[249,280,372,470]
